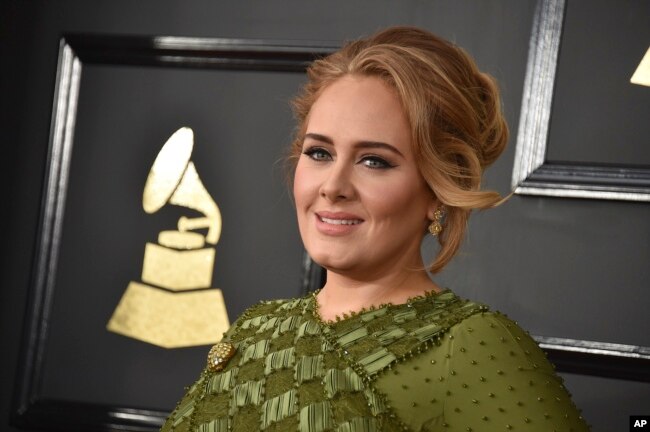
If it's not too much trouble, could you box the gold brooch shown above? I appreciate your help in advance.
[207,342,236,372]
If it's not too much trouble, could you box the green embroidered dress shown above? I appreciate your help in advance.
[162,290,589,431]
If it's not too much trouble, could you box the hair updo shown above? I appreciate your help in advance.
[289,26,509,274]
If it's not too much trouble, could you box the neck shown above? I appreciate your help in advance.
[316,265,441,322]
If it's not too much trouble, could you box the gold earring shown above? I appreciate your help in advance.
[428,208,444,236]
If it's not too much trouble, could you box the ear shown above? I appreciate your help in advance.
[426,199,442,221]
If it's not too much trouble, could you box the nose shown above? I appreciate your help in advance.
[319,161,355,202]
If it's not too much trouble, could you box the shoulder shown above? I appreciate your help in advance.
[412,292,551,373]
[222,295,310,339]
[410,289,490,330]
[440,310,589,430]
[235,297,298,321]
[448,310,552,366]
[374,303,589,431]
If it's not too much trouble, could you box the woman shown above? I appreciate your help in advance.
[162,27,589,431]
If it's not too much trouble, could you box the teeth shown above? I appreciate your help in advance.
[320,216,362,225]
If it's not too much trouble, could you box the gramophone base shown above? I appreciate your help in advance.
[141,242,216,290]
[107,281,230,348]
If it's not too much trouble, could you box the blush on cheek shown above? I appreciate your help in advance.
[364,183,413,214]
[293,163,310,208]
[360,175,432,235]
[293,160,322,226]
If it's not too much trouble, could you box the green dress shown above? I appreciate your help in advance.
[161,290,590,431]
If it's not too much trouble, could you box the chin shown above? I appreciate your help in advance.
[307,250,356,273]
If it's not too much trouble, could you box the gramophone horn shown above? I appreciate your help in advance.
[143,127,193,213]
[142,127,222,244]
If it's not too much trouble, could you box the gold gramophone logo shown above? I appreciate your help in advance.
[107,127,230,348]
[631,46,650,87]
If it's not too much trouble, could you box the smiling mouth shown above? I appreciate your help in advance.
[317,215,363,225]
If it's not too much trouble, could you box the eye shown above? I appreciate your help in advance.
[360,155,394,169]
[303,146,332,162]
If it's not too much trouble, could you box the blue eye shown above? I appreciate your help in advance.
[360,156,393,169]
[303,147,332,161]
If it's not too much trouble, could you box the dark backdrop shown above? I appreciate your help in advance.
[1,1,648,431]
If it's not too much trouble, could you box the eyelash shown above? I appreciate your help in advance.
[302,147,395,170]
[303,147,332,162]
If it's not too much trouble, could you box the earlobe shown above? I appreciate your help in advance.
[427,201,443,221]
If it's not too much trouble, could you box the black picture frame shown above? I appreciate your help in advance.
[510,0,650,381]
[11,33,335,432]
[511,0,650,201]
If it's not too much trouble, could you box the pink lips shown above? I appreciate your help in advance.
[314,211,364,236]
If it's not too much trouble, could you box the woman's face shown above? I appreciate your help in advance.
[293,75,438,277]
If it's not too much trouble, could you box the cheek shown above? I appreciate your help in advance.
[362,176,430,222]
[365,178,413,210]
[293,161,317,210]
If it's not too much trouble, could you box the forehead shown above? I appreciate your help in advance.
[306,75,412,151]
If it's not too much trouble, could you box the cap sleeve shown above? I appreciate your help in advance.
[435,311,590,431]
[373,311,591,431]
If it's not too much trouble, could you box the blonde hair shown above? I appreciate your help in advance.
[289,26,509,273]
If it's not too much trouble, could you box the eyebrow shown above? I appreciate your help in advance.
[304,133,404,158]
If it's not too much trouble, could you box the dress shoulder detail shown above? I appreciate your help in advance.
[317,290,489,380]
[374,310,591,431]
[161,292,589,432]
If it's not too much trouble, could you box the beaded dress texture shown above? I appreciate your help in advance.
[161,290,589,431]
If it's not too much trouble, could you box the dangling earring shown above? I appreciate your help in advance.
[428,208,444,236]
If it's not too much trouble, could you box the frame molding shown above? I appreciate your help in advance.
[509,0,650,381]
[512,0,650,201]
[536,336,650,382]
[12,33,335,432]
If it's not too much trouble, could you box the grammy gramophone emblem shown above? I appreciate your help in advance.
[107,127,230,348]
